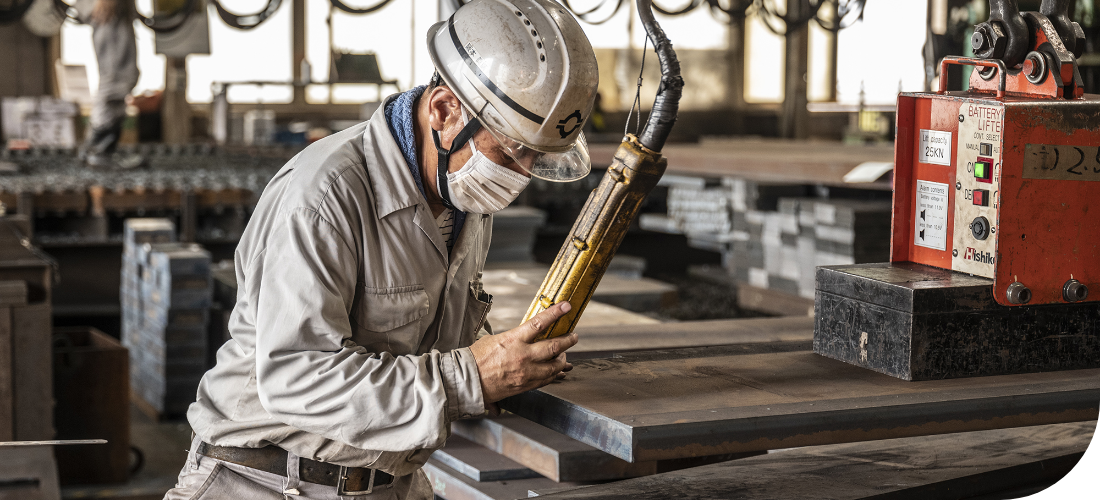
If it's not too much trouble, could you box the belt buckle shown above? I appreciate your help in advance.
[336,466,375,496]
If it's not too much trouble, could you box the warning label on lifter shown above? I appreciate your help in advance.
[919,129,952,166]
[915,180,948,251]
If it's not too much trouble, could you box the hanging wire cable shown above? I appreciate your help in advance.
[704,0,752,21]
[210,0,281,29]
[813,0,865,32]
[652,0,701,16]
[559,0,754,24]
[755,0,864,35]
[0,0,36,24]
[328,0,395,15]
[624,35,649,137]
[755,0,817,35]
[596,0,864,32]
[135,0,198,33]
[561,0,626,25]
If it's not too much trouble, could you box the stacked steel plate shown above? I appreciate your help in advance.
[640,176,891,300]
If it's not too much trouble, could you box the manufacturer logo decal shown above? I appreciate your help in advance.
[556,110,582,138]
[963,247,995,264]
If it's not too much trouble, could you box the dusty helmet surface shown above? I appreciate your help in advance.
[427,0,599,181]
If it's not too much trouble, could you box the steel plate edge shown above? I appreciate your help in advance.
[627,388,1100,462]
[499,389,637,462]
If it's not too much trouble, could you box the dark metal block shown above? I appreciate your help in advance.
[813,262,1100,381]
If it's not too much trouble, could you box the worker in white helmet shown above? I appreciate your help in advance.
[164,0,598,498]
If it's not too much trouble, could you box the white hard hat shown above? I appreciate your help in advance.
[426,0,599,181]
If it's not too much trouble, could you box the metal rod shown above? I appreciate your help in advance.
[0,439,107,447]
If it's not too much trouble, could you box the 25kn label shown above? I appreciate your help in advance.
[915,180,949,251]
[920,130,952,166]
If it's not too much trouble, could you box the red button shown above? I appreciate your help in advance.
[973,189,989,206]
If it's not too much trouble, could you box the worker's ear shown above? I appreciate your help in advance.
[427,87,464,139]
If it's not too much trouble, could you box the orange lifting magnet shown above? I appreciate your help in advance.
[891,1,1098,306]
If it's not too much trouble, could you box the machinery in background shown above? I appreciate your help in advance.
[522,0,683,340]
[0,215,54,442]
[815,0,1100,381]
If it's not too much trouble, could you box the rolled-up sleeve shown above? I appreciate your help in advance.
[254,208,485,453]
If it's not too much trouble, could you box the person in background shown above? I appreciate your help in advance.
[81,0,142,169]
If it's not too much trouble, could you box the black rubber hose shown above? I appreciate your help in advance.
[635,0,684,153]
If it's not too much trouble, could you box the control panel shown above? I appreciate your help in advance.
[893,91,1098,306]
[952,103,1003,278]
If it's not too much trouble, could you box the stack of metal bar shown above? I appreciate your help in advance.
[640,176,891,300]
[667,180,731,236]
[731,197,892,299]
[807,199,892,268]
[121,220,212,418]
[425,414,748,499]
[753,199,810,297]
[121,219,177,355]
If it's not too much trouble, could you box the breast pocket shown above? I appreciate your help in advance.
[353,284,430,354]
[461,279,493,345]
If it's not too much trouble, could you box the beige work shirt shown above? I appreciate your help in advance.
[187,100,493,479]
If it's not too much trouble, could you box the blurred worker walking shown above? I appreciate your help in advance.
[81,0,142,169]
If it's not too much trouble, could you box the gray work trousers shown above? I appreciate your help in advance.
[86,16,139,154]
[163,436,432,500]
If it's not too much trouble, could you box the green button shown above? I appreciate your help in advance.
[974,162,987,178]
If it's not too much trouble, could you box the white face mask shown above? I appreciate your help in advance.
[445,139,531,214]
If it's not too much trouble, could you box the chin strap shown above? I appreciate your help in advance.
[432,118,483,209]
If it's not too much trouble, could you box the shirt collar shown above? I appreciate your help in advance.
[383,86,468,240]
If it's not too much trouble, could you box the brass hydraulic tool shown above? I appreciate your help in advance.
[523,0,683,340]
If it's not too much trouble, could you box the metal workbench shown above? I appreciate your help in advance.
[499,339,1100,463]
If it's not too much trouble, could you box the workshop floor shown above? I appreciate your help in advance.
[61,406,192,500]
[647,271,764,322]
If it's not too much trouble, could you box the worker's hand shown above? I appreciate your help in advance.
[469,301,578,405]
[90,0,118,25]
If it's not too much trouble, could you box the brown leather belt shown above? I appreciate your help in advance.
[198,442,394,495]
